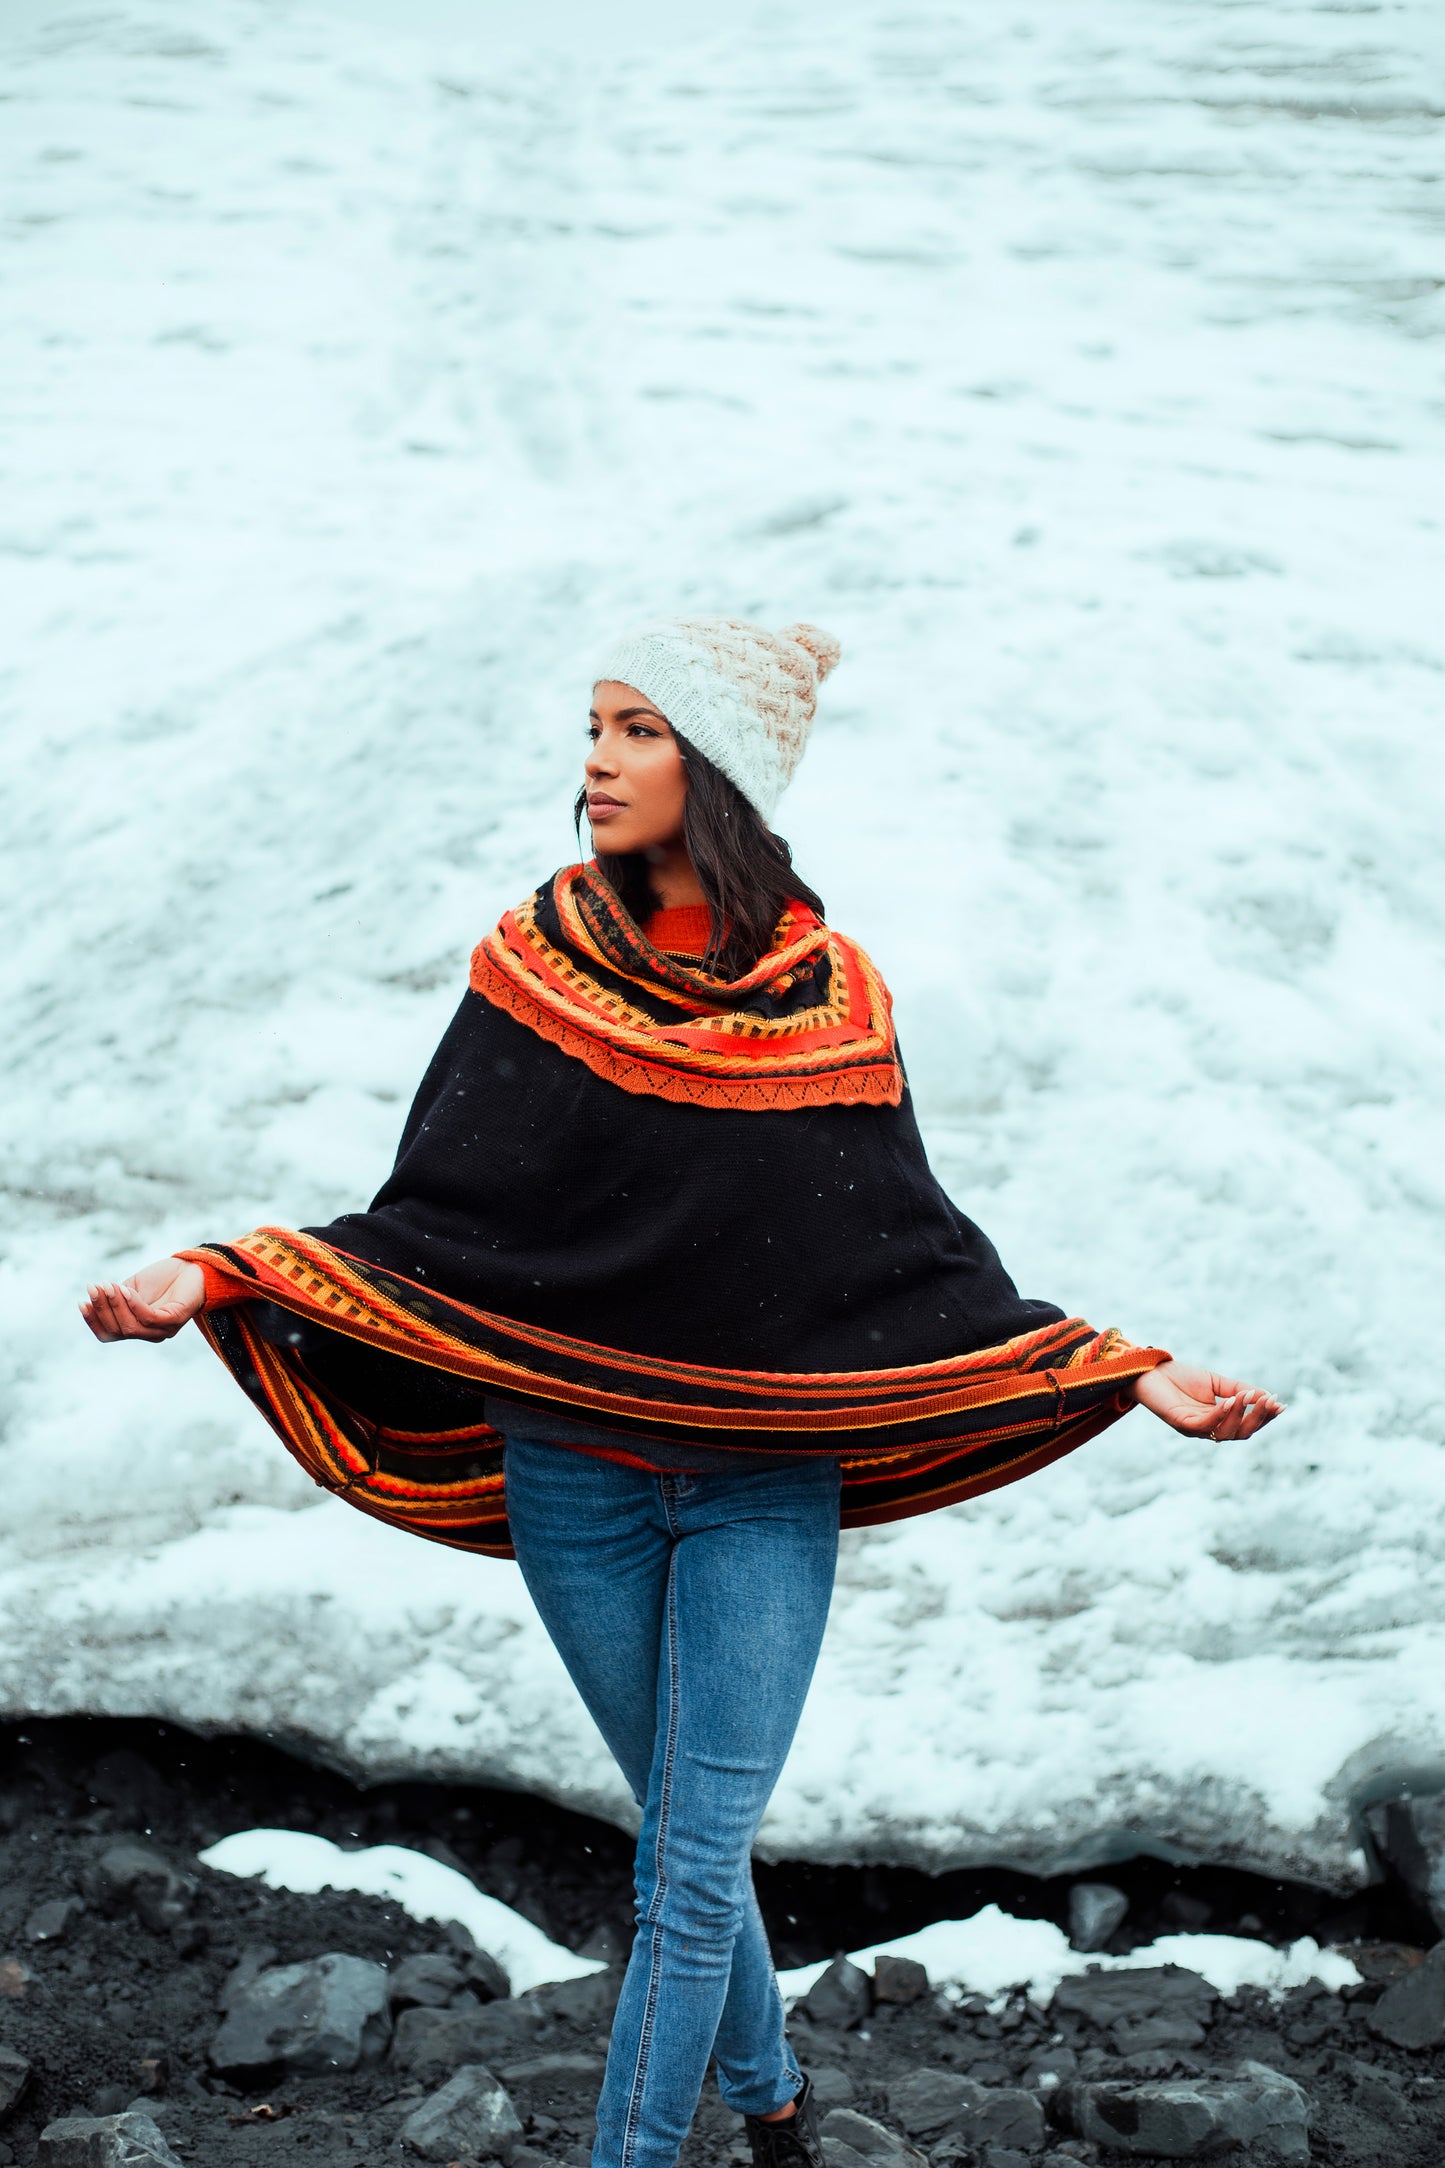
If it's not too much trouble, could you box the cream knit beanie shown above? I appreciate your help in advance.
[594,615,841,821]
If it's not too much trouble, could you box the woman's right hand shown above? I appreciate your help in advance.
[80,1259,206,1343]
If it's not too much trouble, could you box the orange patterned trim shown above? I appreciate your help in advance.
[187,1228,1170,1560]
[838,1400,1131,1526]
[186,1229,1162,1435]
[467,866,904,1111]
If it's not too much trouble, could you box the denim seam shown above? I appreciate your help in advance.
[719,1929,803,2115]
[620,1532,682,2168]
[772,1974,804,2100]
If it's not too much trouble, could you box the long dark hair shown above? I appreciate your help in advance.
[573,732,825,979]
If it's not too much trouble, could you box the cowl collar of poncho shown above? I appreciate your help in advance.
[468,861,903,1111]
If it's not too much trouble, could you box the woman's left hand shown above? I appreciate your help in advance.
[1133,1359,1283,1440]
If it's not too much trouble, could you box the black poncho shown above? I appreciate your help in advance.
[184,866,1164,1555]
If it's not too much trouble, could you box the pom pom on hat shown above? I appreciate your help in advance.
[778,622,842,684]
[593,614,842,821]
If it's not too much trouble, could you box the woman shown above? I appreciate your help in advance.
[82,616,1281,2168]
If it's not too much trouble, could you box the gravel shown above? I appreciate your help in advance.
[5,1721,1445,2165]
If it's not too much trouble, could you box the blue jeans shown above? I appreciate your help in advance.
[503,1439,841,2168]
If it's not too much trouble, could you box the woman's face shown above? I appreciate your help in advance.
[585,680,689,856]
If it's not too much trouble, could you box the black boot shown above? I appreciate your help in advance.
[744,2073,827,2168]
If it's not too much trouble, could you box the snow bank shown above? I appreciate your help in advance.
[195,1846,1356,2010]
[777,1906,1360,2009]
[3,0,1443,1885]
[199,1830,604,1992]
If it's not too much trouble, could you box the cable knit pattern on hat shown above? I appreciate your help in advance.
[594,615,840,819]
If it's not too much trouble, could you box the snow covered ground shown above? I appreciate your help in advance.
[198,1829,1363,2005]
[2,0,1443,1887]
[775,1912,1361,2009]
[199,1830,606,1992]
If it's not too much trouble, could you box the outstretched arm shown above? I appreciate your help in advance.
[80,1259,206,1343]
[1134,1358,1282,1440]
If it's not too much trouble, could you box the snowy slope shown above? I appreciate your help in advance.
[2,0,1443,1886]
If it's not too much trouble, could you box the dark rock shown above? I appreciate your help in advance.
[1284,2009,1342,2052]
[952,2056,1012,2086]
[1111,2012,1208,2055]
[445,1922,512,2002]
[1368,1940,1445,2048]
[1058,2060,1309,2163]
[399,2062,524,2162]
[1115,2049,1203,2080]
[800,1957,872,2031]
[888,2071,1043,2154]
[873,1955,929,2005]
[0,2046,31,2121]
[799,2026,850,2067]
[1052,1963,1216,2038]
[498,2053,607,2086]
[392,1998,546,2076]
[980,2151,1030,2168]
[133,2054,167,2098]
[1068,1883,1129,1953]
[1341,2058,1412,2126]
[81,1842,195,1934]
[819,2108,926,2168]
[219,1942,278,2010]
[1365,1791,1445,1932]
[979,2098,1044,2150]
[38,2109,183,2166]
[888,2069,978,2137]
[1022,2042,1077,2086]
[471,1950,513,2001]
[26,1896,85,1944]
[133,1885,192,1936]
[1339,1940,1426,1986]
[525,1969,619,2025]
[823,2133,870,2168]
[209,1951,391,2074]
[809,2065,855,2109]
[389,1951,466,2009]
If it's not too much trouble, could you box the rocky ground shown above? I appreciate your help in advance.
[3,1720,1445,2165]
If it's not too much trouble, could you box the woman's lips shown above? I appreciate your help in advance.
[587,797,625,820]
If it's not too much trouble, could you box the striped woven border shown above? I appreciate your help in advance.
[184,1229,1169,1559]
